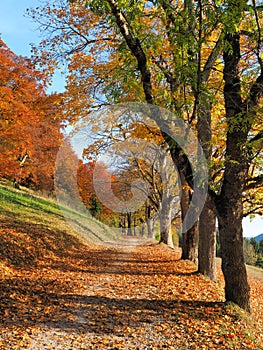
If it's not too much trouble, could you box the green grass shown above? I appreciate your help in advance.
[0,181,119,245]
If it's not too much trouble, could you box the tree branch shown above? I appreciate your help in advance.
[106,0,154,104]
[245,174,263,190]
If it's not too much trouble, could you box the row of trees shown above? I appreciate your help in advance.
[27,0,263,312]
[1,0,257,313]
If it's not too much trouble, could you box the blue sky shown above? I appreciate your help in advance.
[0,1,262,237]
[0,0,65,92]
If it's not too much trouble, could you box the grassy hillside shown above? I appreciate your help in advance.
[0,181,118,272]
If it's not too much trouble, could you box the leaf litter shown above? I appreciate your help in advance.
[0,231,262,350]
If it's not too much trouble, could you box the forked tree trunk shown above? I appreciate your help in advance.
[198,201,217,281]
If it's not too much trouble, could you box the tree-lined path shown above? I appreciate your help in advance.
[1,235,262,349]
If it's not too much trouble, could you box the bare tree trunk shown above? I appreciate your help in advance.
[146,205,154,238]
[217,196,250,311]
[159,199,174,249]
[180,179,198,264]
[198,201,217,281]
[127,212,132,236]
[216,31,251,312]
[133,217,136,236]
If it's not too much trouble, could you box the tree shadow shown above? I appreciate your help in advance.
[0,277,226,335]
[39,248,194,277]
[0,215,87,267]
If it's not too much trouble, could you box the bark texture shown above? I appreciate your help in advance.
[146,206,154,238]
[196,96,217,281]
[198,202,216,281]
[159,199,174,249]
[180,178,198,264]
[127,212,133,236]
[217,32,251,312]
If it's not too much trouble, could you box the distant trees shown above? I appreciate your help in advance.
[243,238,263,269]
[77,160,118,223]
[250,238,260,255]
[0,39,64,192]
[243,239,257,266]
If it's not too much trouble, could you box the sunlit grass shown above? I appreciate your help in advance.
[0,181,119,245]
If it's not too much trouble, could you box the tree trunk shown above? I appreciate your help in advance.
[217,198,250,312]
[146,205,154,238]
[120,216,126,235]
[159,199,174,249]
[127,212,132,236]
[216,118,250,311]
[216,32,251,312]
[181,221,199,264]
[180,177,198,264]
[140,224,145,236]
[198,201,217,281]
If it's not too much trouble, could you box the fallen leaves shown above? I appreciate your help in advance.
[0,224,262,349]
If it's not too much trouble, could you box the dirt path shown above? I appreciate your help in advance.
[1,237,262,349]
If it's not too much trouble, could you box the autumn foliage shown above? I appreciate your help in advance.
[0,39,63,191]
[0,0,262,339]
[77,160,118,224]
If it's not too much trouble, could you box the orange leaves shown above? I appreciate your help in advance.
[0,40,64,190]
[0,190,262,350]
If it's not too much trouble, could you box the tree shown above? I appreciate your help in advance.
[28,0,216,266]
[90,193,102,218]
[250,237,260,255]
[260,239,263,255]
[243,238,257,266]
[256,255,263,269]
[214,1,263,311]
[82,119,180,244]
[0,39,64,192]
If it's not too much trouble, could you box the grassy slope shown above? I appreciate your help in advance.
[0,181,118,271]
